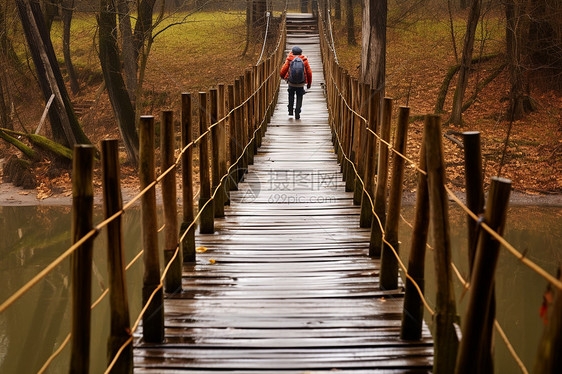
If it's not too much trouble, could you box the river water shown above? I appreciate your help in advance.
[0,204,560,372]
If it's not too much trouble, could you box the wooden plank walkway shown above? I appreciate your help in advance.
[134,13,433,373]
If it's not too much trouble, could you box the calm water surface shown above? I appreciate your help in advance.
[0,204,560,373]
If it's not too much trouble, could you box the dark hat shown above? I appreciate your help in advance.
[291,46,302,55]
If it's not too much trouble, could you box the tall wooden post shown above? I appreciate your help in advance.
[70,144,94,374]
[139,115,164,343]
[228,84,238,192]
[401,119,430,341]
[463,131,484,272]
[353,82,368,205]
[235,77,245,182]
[210,88,224,218]
[462,130,491,372]
[181,93,196,263]
[455,177,512,374]
[359,89,379,227]
[425,114,458,374]
[380,106,410,290]
[161,110,181,293]
[245,70,254,165]
[218,84,228,207]
[101,140,132,373]
[198,92,214,234]
[369,98,392,258]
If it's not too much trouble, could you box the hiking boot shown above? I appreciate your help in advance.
[288,110,293,116]
[295,113,300,120]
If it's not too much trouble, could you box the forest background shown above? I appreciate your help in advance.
[0,0,560,200]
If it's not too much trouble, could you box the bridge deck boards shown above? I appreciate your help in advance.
[134,13,433,373]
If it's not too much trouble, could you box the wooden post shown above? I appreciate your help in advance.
[251,66,259,155]
[139,115,164,343]
[218,84,229,207]
[344,77,356,192]
[181,93,196,263]
[359,89,379,227]
[463,131,484,272]
[462,130,491,372]
[235,77,245,182]
[401,119,430,341]
[245,70,254,165]
[380,106,410,290]
[101,140,132,373]
[161,110,181,293]
[353,82,368,205]
[369,98,392,258]
[70,144,94,374]
[454,177,512,374]
[228,84,238,192]
[210,88,224,218]
[198,92,214,234]
[425,114,458,374]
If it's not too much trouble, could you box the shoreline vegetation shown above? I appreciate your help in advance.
[0,7,560,205]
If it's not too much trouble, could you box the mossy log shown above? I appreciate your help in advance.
[434,53,499,114]
[0,129,38,160]
[1,128,73,160]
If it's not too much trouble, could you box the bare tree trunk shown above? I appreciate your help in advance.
[334,0,341,20]
[117,0,137,102]
[345,0,356,45]
[0,2,24,72]
[42,0,60,32]
[253,0,267,28]
[242,0,252,56]
[0,74,11,130]
[61,0,79,94]
[99,0,139,165]
[15,0,89,147]
[360,0,386,93]
[133,0,157,55]
[504,0,533,121]
[450,0,481,125]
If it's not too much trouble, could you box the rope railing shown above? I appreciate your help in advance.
[1,11,287,373]
[316,5,553,373]
[0,12,287,317]
[318,10,560,291]
[104,94,278,373]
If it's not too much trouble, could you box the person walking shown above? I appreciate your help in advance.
[280,46,312,120]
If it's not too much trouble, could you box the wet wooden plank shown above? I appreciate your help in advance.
[134,13,432,372]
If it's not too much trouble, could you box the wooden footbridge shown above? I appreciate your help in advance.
[2,9,561,374]
[133,13,433,372]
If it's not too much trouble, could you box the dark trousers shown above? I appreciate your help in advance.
[288,86,305,114]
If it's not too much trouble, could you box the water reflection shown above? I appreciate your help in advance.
[0,204,559,372]
[0,205,146,373]
[399,205,562,373]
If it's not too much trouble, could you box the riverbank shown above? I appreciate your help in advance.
[1,180,561,207]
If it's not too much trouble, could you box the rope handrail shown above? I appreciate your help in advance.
[327,92,532,373]
[36,245,146,374]
[318,10,538,372]
[32,66,283,374]
[0,41,283,316]
[103,86,278,374]
[319,16,561,291]
[257,11,271,64]
[5,14,286,373]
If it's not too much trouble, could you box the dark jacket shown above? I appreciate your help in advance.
[280,52,312,88]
